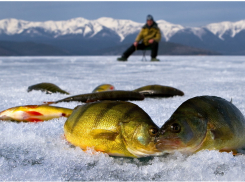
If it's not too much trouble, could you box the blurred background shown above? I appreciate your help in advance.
[0,1,245,56]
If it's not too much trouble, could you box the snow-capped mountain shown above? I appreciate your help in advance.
[96,17,142,41]
[0,18,109,38]
[0,17,186,42]
[205,20,245,40]
[0,17,245,54]
[156,20,184,41]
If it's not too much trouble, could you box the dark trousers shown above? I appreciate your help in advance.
[122,41,159,59]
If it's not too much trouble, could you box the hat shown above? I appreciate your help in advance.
[147,15,154,21]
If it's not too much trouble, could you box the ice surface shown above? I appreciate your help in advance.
[1,56,245,180]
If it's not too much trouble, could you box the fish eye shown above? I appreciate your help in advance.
[170,123,181,133]
[149,128,158,136]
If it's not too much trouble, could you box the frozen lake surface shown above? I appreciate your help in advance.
[1,56,245,180]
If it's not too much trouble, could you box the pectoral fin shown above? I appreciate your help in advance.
[91,129,118,141]
[22,111,43,122]
[25,111,43,116]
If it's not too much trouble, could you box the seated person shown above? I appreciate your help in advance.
[117,15,161,62]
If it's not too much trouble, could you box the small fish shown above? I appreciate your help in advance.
[92,84,115,93]
[64,101,163,158]
[133,84,184,97]
[27,82,69,95]
[45,90,144,104]
[0,105,73,122]
[155,96,245,154]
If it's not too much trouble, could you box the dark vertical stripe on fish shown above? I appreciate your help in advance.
[71,104,92,133]
[92,102,123,128]
[182,99,209,126]
[200,97,234,131]
[120,104,143,122]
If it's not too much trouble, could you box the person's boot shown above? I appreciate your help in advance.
[117,56,127,61]
[151,58,160,62]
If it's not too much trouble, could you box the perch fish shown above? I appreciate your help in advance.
[0,105,73,122]
[156,96,245,154]
[133,84,184,97]
[92,84,115,93]
[64,101,163,158]
[27,82,69,95]
[45,90,144,104]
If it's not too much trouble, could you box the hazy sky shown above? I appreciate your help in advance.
[0,1,245,27]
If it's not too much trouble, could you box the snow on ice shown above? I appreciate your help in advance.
[1,56,245,180]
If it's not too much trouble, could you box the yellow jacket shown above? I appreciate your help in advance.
[135,22,161,46]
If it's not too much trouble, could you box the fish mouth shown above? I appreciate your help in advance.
[0,115,11,121]
[124,125,163,157]
[126,145,163,157]
[155,137,183,152]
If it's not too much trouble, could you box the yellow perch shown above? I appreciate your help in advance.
[0,105,73,122]
[64,101,163,158]
[45,90,144,104]
[133,84,184,97]
[92,84,115,93]
[27,82,70,95]
[156,96,245,154]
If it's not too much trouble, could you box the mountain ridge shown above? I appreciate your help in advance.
[0,17,245,55]
[1,17,245,41]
